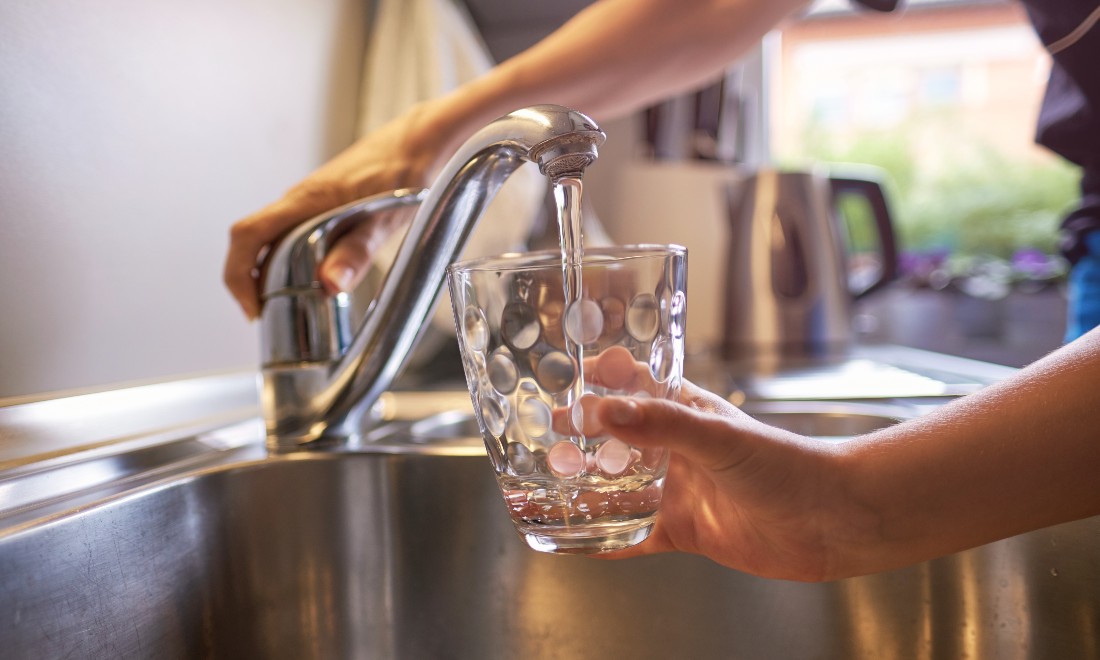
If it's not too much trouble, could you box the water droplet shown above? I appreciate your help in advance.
[564,298,604,345]
[649,337,676,382]
[536,351,576,394]
[518,397,551,439]
[501,302,540,350]
[1050,568,1059,577]
[506,442,536,474]
[547,441,584,478]
[462,306,489,352]
[669,290,687,338]
[479,390,509,436]
[487,347,519,394]
[596,438,633,476]
[626,293,660,342]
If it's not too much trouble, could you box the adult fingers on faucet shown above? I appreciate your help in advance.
[317,206,416,296]
[224,114,441,320]
[224,182,350,320]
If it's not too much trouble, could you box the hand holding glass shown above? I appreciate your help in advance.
[446,245,687,553]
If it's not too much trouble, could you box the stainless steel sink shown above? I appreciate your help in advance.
[5,439,1100,659]
[3,361,1099,658]
[400,400,911,443]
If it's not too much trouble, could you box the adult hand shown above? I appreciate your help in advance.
[223,103,449,320]
[590,327,1100,582]
[587,347,861,582]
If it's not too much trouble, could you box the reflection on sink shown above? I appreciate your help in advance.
[3,444,1099,659]
[707,345,1018,403]
[404,400,912,444]
[408,410,481,441]
[741,401,911,441]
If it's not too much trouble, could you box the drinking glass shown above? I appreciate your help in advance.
[445,244,687,553]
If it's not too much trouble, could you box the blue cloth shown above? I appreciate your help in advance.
[1065,231,1100,342]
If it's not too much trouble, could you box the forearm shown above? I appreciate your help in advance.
[416,0,808,157]
[842,329,1100,575]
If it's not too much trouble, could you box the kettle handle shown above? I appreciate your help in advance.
[829,175,899,299]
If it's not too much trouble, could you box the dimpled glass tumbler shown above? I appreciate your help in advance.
[445,244,687,553]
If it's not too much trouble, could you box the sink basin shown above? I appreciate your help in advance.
[3,367,1098,658]
[4,431,1100,658]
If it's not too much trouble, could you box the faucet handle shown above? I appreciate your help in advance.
[262,105,605,446]
[261,188,429,298]
[259,188,429,366]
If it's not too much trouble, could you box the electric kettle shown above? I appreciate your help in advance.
[722,167,898,359]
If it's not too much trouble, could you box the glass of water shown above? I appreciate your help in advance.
[445,244,687,554]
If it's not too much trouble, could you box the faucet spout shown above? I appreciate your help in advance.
[261,105,605,449]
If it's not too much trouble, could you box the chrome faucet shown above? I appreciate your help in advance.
[259,105,606,450]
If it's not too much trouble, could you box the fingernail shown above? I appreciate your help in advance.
[605,398,641,426]
[326,265,355,292]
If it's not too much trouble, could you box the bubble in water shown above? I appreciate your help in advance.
[518,397,551,440]
[596,438,633,476]
[487,347,519,394]
[626,293,660,342]
[506,442,536,474]
[547,441,584,478]
[649,337,676,383]
[462,306,489,352]
[536,350,576,394]
[501,302,540,350]
[669,290,686,338]
[479,390,509,437]
[564,299,604,345]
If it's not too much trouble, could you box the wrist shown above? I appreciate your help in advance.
[824,438,919,579]
[409,77,518,167]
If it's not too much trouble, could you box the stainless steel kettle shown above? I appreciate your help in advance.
[722,167,898,359]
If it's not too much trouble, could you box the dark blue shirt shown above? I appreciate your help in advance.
[1023,0,1100,259]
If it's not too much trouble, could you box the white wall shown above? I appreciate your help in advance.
[0,0,368,398]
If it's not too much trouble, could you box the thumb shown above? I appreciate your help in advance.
[597,396,749,472]
[319,208,409,295]
[320,261,357,295]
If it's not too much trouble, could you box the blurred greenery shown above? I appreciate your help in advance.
[784,121,1082,260]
